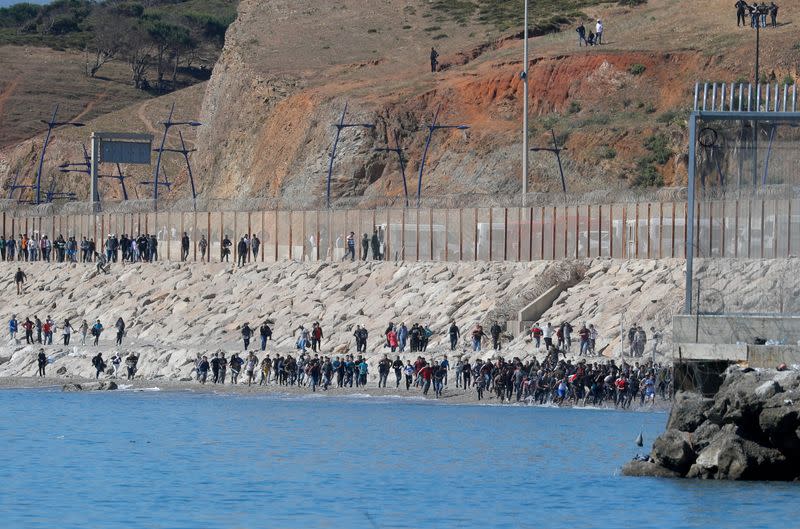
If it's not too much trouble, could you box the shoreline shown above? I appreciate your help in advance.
[0,376,671,411]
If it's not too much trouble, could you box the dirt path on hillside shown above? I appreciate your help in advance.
[70,91,107,123]
[136,99,160,136]
[0,74,21,122]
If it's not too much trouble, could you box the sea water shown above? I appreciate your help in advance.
[0,389,796,529]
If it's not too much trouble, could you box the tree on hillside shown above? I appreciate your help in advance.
[119,19,154,90]
[85,8,121,77]
[147,21,194,91]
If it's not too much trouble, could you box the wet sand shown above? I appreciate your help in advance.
[0,375,671,410]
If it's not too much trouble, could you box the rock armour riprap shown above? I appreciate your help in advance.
[622,367,800,481]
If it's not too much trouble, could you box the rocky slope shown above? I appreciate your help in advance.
[0,258,683,381]
[623,366,800,480]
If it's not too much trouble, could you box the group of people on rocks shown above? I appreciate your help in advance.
[1,233,163,264]
[8,314,125,348]
[88,351,140,380]
[735,1,779,28]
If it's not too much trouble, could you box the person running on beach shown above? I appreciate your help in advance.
[245,352,258,386]
[378,354,391,388]
[14,267,26,295]
[92,352,106,379]
[211,353,221,384]
[219,352,228,384]
[110,353,122,378]
[37,349,47,377]
[392,355,403,388]
[241,322,252,350]
[198,356,209,384]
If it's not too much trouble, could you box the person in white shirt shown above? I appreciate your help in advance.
[543,322,554,349]
[596,19,604,45]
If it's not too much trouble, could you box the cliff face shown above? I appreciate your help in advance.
[192,0,799,207]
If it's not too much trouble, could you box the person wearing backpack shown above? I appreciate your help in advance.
[37,349,47,377]
[92,352,106,379]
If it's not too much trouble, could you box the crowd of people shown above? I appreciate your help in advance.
[8,314,125,348]
[735,1,779,28]
[187,346,671,407]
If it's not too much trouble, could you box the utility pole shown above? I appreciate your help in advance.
[416,105,469,207]
[325,102,375,208]
[522,0,529,206]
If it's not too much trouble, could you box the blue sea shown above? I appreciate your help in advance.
[0,389,796,529]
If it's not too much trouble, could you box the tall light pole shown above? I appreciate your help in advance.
[415,105,469,207]
[522,0,529,206]
[35,104,85,205]
[151,102,202,210]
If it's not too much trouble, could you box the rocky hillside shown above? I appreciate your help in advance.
[1,0,798,205]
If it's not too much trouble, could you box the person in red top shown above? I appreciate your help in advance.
[23,317,34,344]
[386,329,398,352]
[418,363,433,396]
[311,322,323,352]
[578,324,590,356]
[530,323,543,349]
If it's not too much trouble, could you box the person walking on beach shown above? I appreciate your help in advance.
[448,321,460,350]
[8,315,18,343]
[471,324,486,352]
[211,353,221,384]
[241,322,253,350]
[79,320,88,346]
[92,352,106,379]
[37,349,47,377]
[229,353,243,384]
[245,352,258,386]
[91,319,104,346]
[115,317,125,346]
[23,317,33,344]
[14,267,26,295]
[110,353,122,378]
[125,352,138,379]
[311,322,323,352]
[377,354,391,388]
[490,321,502,351]
[62,319,74,346]
[219,352,228,384]
[198,356,209,384]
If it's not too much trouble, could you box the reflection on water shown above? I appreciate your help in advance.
[0,390,796,529]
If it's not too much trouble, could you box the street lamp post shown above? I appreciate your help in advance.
[35,104,85,205]
[374,130,410,207]
[522,0,529,207]
[325,102,375,208]
[152,102,202,210]
[416,105,469,207]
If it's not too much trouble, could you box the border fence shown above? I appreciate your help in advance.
[2,197,799,263]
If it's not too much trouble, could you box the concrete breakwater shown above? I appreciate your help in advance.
[623,366,800,480]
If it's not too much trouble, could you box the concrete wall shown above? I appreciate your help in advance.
[516,280,579,333]
[673,315,800,345]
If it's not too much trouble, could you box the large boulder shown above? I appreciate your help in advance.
[621,460,681,478]
[689,420,721,452]
[688,431,788,480]
[667,392,714,432]
[62,381,118,391]
[651,429,695,475]
[758,404,800,452]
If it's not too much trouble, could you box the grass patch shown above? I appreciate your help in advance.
[424,26,442,32]
[367,28,378,33]
[568,101,582,114]
[433,33,449,40]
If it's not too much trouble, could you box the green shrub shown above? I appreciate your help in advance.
[618,0,647,5]
[568,101,582,114]
[634,159,664,187]
[599,145,617,159]
[644,133,672,164]
[628,63,646,76]
[783,74,795,86]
